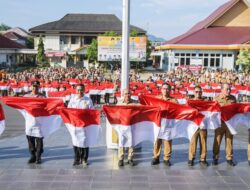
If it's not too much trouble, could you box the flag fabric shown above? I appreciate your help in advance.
[139,95,204,141]
[103,105,161,147]
[58,108,101,148]
[0,104,5,135]
[221,103,250,135]
[2,97,64,138]
[187,99,221,130]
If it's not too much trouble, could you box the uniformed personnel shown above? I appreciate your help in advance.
[151,83,178,166]
[212,83,237,166]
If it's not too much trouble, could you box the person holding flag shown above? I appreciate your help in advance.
[213,83,237,166]
[23,81,45,164]
[151,83,178,166]
[188,86,209,167]
[67,84,94,166]
[117,89,138,167]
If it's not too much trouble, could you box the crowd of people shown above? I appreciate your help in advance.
[0,66,250,167]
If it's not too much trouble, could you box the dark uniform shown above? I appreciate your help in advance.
[152,95,177,165]
[24,81,45,164]
[213,94,236,165]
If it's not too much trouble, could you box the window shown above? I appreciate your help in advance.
[175,53,180,56]
[211,54,215,57]
[199,54,203,57]
[181,53,185,56]
[216,58,220,67]
[71,36,79,44]
[204,54,209,57]
[204,58,208,67]
[180,58,185,65]
[186,53,190,56]
[186,58,190,65]
[228,54,233,57]
[192,54,196,57]
[210,58,215,67]
[60,36,69,45]
[216,54,220,57]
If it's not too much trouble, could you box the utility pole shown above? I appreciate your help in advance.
[121,0,130,91]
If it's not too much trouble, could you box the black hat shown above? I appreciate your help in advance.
[32,81,40,87]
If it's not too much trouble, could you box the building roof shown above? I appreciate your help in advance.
[29,14,146,34]
[165,0,250,46]
[3,32,26,41]
[0,35,26,49]
[5,27,30,38]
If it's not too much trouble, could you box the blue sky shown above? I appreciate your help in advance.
[1,0,236,40]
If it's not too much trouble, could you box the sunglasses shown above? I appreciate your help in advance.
[195,91,202,93]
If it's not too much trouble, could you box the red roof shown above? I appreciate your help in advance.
[3,32,26,41]
[0,35,25,49]
[165,0,250,45]
[167,27,250,45]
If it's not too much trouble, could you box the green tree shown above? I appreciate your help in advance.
[86,38,98,63]
[101,31,119,36]
[36,36,46,66]
[26,36,34,49]
[236,48,250,71]
[146,38,152,61]
[130,29,138,37]
[0,23,11,31]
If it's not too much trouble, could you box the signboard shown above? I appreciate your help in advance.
[46,52,65,57]
[178,65,202,72]
[98,36,147,62]
[190,59,203,65]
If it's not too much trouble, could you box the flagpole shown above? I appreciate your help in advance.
[121,0,130,91]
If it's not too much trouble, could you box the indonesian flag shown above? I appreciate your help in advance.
[0,104,5,135]
[187,100,221,130]
[221,103,250,135]
[103,105,161,147]
[2,97,64,138]
[58,108,101,148]
[139,95,204,140]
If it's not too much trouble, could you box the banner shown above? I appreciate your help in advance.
[98,36,147,62]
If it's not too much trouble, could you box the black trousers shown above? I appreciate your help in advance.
[73,146,89,162]
[26,135,44,158]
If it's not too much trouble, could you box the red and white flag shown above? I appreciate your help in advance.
[187,100,221,130]
[0,104,5,135]
[103,105,161,147]
[221,103,250,135]
[2,97,64,138]
[58,108,101,148]
[139,95,204,140]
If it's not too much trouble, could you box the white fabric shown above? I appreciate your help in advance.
[225,112,250,135]
[66,124,100,148]
[109,120,160,147]
[18,109,62,138]
[158,118,199,141]
[200,111,221,130]
[0,120,5,136]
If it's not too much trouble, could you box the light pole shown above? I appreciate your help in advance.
[121,0,130,91]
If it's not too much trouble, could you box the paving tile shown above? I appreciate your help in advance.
[49,182,71,190]
[222,176,244,184]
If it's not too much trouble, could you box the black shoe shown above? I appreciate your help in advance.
[28,155,36,164]
[188,160,194,166]
[227,160,236,166]
[163,160,171,166]
[151,158,160,165]
[118,160,124,167]
[73,161,81,166]
[199,160,208,167]
[212,159,218,166]
[36,158,42,164]
[128,160,135,166]
[82,160,89,166]
[248,161,250,166]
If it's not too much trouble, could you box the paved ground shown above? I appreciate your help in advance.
[0,104,250,190]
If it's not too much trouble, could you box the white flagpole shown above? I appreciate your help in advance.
[121,0,130,91]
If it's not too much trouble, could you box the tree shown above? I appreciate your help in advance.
[36,36,46,66]
[101,31,119,36]
[26,36,34,49]
[86,38,98,63]
[130,29,138,37]
[236,49,250,71]
[0,23,11,31]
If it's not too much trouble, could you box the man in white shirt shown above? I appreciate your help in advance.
[68,84,94,166]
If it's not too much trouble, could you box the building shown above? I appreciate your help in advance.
[29,14,146,67]
[3,31,27,47]
[154,0,250,71]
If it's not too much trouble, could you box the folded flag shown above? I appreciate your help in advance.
[58,108,101,148]
[103,105,161,147]
[0,104,5,135]
[187,100,221,130]
[2,97,64,138]
[221,103,250,135]
[139,95,204,140]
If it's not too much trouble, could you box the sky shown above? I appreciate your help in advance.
[0,0,239,40]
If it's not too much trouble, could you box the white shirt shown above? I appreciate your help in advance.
[68,94,94,109]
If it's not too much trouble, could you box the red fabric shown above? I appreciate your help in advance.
[0,104,5,121]
[103,105,161,127]
[139,95,204,125]
[58,108,100,128]
[187,100,221,112]
[221,103,250,122]
[2,97,65,117]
